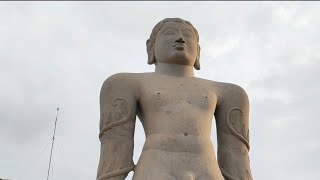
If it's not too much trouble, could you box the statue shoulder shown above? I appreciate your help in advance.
[222,82,247,96]
[100,73,141,97]
[102,72,141,87]
[215,82,249,107]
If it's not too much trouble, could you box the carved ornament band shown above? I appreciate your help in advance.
[226,107,250,150]
[99,97,132,139]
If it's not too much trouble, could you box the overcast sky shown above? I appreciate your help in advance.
[1,2,320,180]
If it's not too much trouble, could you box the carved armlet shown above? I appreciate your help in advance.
[223,107,250,150]
[220,107,251,180]
[99,97,132,139]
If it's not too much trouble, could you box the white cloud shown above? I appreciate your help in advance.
[0,2,319,180]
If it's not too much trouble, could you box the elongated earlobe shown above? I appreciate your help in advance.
[148,47,155,65]
[194,45,201,70]
[147,39,156,65]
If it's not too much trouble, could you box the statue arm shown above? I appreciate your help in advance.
[97,74,137,180]
[215,84,253,180]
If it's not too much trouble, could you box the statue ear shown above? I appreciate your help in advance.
[194,45,200,70]
[147,39,156,65]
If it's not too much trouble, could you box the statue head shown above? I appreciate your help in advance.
[146,18,201,70]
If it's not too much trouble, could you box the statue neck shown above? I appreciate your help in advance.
[155,63,195,77]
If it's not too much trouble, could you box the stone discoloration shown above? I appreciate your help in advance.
[166,110,172,114]
[97,18,252,180]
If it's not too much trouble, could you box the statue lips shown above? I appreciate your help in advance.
[173,43,186,51]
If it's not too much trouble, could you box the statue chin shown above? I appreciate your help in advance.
[157,56,195,67]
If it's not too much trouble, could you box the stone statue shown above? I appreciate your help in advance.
[97,18,253,180]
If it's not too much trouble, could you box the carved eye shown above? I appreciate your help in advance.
[165,31,175,35]
[182,32,192,37]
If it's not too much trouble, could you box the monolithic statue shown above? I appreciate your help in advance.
[97,18,253,180]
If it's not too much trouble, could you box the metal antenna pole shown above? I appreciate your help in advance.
[47,107,59,180]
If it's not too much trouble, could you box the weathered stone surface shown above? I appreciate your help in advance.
[97,18,253,180]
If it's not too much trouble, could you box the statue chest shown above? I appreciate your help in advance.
[139,80,217,115]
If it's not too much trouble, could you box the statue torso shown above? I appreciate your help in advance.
[131,73,225,180]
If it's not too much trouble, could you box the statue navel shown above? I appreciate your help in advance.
[180,171,195,180]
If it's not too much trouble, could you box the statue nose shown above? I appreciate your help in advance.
[175,37,185,44]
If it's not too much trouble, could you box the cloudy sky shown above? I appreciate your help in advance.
[1,2,319,180]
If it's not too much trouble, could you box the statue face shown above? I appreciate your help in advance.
[154,21,198,67]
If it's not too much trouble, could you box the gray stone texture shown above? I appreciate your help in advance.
[97,18,253,180]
